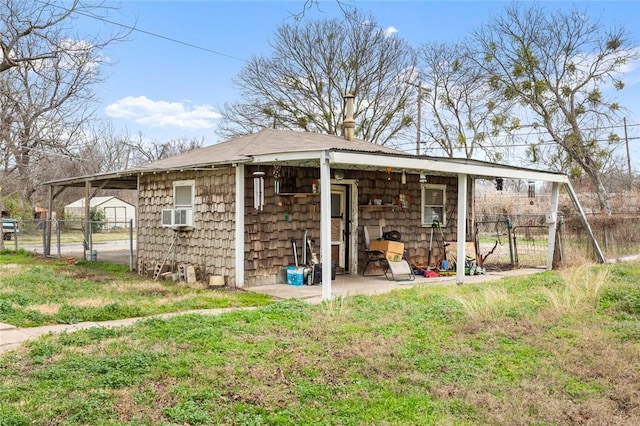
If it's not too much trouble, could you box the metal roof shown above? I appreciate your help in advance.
[131,128,404,172]
[43,128,568,188]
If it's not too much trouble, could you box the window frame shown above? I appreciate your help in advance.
[173,180,195,210]
[159,179,195,228]
[421,183,446,227]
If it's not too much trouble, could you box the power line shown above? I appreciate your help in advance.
[36,0,248,63]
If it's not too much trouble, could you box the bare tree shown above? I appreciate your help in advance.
[473,3,639,214]
[0,0,123,73]
[55,125,205,178]
[0,40,102,203]
[0,0,129,204]
[217,10,417,145]
[417,42,516,160]
[130,135,205,164]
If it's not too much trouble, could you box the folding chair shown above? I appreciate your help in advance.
[362,225,387,276]
[385,259,415,282]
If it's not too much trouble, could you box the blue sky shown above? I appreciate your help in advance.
[84,0,640,164]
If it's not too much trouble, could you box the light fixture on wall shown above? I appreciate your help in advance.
[334,169,344,181]
[419,172,427,183]
[401,170,406,185]
[253,171,265,210]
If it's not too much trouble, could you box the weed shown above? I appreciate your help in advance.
[453,287,511,322]
[542,265,611,314]
[320,295,350,319]
[164,400,212,424]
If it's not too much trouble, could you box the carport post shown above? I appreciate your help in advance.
[45,185,53,256]
[129,219,134,272]
[84,180,92,261]
[456,174,468,284]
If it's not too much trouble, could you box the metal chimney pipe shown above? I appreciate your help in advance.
[343,93,355,141]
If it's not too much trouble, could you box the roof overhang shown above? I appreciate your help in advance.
[44,171,139,190]
[250,149,569,183]
[329,151,569,183]
[44,148,569,190]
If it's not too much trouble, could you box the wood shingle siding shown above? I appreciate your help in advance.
[137,169,237,285]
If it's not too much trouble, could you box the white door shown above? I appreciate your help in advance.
[331,185,347,269]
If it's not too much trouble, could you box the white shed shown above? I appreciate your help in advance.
[64,196,136,229]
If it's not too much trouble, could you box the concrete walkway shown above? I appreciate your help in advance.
[0,307,256,355]
[0,268,544,354]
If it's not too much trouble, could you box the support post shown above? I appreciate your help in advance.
[235,164,245,288]
[45,185,53,256]
[320,151,332,300]
[456,174,468,284]
[546,182,560,270]
[84,180,92,261]
[564,181,605,263]
[129,219,134,272]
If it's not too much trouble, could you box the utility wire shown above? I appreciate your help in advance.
[36,0,248,63]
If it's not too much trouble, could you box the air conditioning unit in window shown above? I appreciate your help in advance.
[161,208,193,227]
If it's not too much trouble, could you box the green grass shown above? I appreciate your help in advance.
[0,251,273,327]
[8,229,134,245]
[1,257,640,424]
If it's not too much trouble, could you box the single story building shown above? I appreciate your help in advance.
[43,96,603,299]
[64,196,136,229]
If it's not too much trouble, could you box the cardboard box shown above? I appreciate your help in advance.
[369,240,404,262]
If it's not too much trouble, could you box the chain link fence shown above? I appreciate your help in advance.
[474,213,640,270]
[3,213,637,273]
[1,219,136,270]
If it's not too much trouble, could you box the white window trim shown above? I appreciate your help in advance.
[173,180,195,209]
[160,180,195,228]
[421,183,446,227]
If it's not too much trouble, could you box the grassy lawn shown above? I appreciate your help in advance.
[1,254,639,425]
[0,250,273,327]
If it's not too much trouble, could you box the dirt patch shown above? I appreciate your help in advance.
[30,303,60,315]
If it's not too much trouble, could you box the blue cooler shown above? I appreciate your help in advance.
[287,266,304,286]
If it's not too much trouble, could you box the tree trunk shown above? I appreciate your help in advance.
[586,166,612,215]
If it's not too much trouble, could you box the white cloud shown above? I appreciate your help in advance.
[384,26,398,37]
[106,96,221,129]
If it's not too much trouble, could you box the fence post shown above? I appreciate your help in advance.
[56,220,61,258]
[13,220,18,251]
[88,220,93,261]
[42,219,47,254]
[129,219,134,272]
[506,219,515,266]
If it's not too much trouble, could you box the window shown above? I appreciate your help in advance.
[174,180,195,209]
[421,184,446,227]
[162,180,195,227]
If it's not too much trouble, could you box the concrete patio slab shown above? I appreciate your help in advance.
[248,267,546,303]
